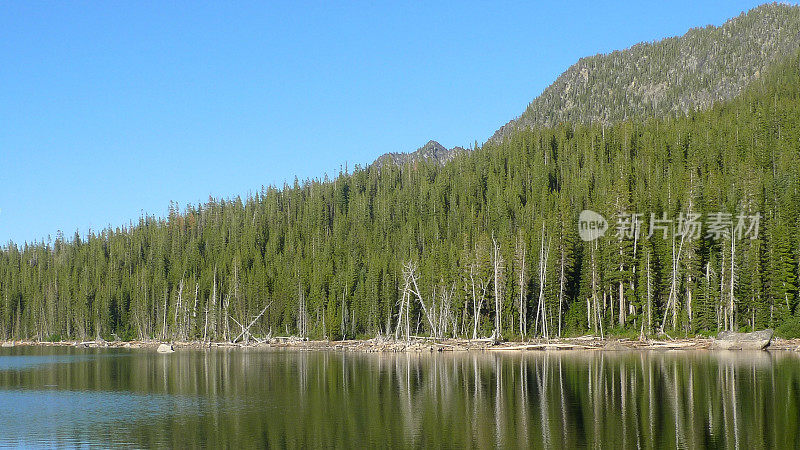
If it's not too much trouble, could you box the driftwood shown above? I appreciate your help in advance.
[231,301,273,344]
[4,333,797,353]
[711,329,773,350]
[73,340,108,348]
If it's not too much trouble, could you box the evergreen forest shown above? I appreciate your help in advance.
[2,49,800,343]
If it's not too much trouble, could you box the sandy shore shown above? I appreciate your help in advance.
[2,336,800,352]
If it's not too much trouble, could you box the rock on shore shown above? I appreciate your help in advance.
[156,343,175,353]
[712,329,773,350]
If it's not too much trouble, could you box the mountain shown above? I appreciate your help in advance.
[372,140,466,168]
[4,4,800,342]
[4,49,800,341]
[490,2,800,142]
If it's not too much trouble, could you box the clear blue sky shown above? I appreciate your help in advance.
[0,1,770,245]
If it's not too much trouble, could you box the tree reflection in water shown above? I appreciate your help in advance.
[0,347,798,448]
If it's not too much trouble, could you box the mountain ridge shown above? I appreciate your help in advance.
[489,2,800,142]
[376,3,800,165]
[372,140,467,168]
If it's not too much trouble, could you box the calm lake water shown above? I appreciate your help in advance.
[0,347,798,448]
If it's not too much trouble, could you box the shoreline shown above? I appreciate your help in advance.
[2,336,800,352]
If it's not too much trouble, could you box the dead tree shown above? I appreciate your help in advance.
[534,225,550,338]
[435,280,457,338]
[719,249,726,330]
[232,301,273,344]
[340,289,347,340]
[468,261,489,340]
[618,250,626,327]
[406,262,438,337]
[203,267,217,342]
[515,237,528,340]
[161,287,168,341]
[396,261,455,339]
[174,278,184,339]
[590,239,604,339]
[492,234,504,340]
[646,250,653,333]
[660,229,687,333]
[557,242,567,338]
[187,282,198,339]
[297,283,308,339]
[728,235,736,331]
[394,277,412,341]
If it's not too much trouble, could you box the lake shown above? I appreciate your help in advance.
[0,346,798,448]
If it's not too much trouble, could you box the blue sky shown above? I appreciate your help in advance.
[0,1,771,244]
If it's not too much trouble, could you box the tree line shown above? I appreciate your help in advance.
[2,53,800,342]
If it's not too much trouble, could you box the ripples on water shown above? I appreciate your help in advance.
[0,347,798,448]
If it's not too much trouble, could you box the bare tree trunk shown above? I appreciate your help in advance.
[232,301,272,343]
[203,268,216,342]
[720,249,726,331]
[405,262,438,337]
[647,251,652,333]
[618,277,625,326]
[594,293,604,340]
[535,227,550,339]
[388,295,394,337]
[492,234,504,340]
[687,276,693,328]
[161,287,168,341]
[322,307,327,340]
[469,266,478,339]
[618,234,626,326]
[394,289,405,341]
[438,282,456,338]
[298,283,307,339]
[175,279,184,339]
[516,239,527,340]
[704,262,711,331]
[341,290,346,340]
[591,241,603,339]
[469,264,488,340]
[223,294,230,342]
[189,282,198,338]
[661,231,686,332]
[558,247,565,338]
[729,235,736,331]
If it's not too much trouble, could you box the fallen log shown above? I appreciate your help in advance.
[489,344,540,351]
[711,329,773,350]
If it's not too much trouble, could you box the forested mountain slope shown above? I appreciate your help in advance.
[2,49,800,342]
[490,3,800,142]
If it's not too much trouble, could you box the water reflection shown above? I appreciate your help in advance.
[0,347,798,448]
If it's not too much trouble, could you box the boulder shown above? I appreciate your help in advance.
[156,343,175,354]
[1,341,13,348]
[712,329,773,350]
